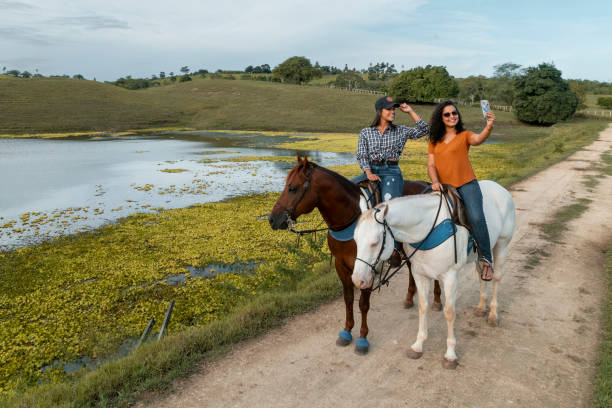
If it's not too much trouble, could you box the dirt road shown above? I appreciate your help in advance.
[143,124,612,408]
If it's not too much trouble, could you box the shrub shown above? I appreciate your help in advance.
[272,56,322,85]
[332,72,366,89]
[388,65,458,103]
[514,63,578,125]
[597,97,612,109]
[179,75,192,82]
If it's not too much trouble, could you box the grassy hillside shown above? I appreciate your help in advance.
[0,76,518,135]
[585,93,612,109]
[0,76,180,134]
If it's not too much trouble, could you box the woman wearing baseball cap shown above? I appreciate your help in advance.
[355,95,430,264]
[355,96,430,200]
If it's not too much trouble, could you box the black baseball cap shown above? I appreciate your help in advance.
[375,96,400,111]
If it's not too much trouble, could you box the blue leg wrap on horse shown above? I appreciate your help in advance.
[356,337,370,349]
[338,329,352,342]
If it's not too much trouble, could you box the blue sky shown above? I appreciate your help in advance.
[1,0,610,82]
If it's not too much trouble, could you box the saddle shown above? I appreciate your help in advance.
[357,180,383,207]
[441,184,470,230]
[441,184,482,258]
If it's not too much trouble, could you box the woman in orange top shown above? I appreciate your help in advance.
[427,101,496,280]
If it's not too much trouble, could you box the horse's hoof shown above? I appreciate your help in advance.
[336,337,351,346]
[355,338,370,355]
[474,308,487,317]
[336,329,352,347]
[407,349,423,359]
[431,302,443,312]
[403,299,414,309]
[442,358,458,370]
[487,315,499,327]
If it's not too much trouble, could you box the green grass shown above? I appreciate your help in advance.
[0,76,517,135]
[0,77,180,133]
[593,242,612,407]
[539,198,592,243]
[5,257,341,408]
[585,93,612,109]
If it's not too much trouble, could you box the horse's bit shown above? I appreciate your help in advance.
[355,191,445,291]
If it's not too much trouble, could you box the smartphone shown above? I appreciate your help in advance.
[480,100,491,118]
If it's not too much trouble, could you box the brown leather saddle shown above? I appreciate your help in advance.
[357,180,383,207]
[441,184,482,258]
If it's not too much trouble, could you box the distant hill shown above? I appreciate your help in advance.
[0,76,514,135]
[0,76,184,134]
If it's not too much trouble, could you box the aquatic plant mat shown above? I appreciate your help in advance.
[1,118,608,407]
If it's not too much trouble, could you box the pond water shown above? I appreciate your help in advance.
[0,131,354,250]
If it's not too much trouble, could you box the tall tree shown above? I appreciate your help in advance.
[514,63,578,125]
[272,56,322,85]
[388,65,458,103]
[493,62,523,79]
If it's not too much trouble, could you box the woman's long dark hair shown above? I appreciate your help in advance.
[370,110,396,129]
[370,110,382,127]
[428,100,464,145]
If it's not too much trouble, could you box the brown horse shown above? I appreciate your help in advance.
[268,156,441,354]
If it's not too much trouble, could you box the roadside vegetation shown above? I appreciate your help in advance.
[593,240,612,408]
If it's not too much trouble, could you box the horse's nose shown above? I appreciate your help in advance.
[268,213,288,230]
[352,274,368,290]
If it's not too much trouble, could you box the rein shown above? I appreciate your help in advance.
[356,191,445,292]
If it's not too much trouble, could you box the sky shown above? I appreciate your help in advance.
[1,0,611,82]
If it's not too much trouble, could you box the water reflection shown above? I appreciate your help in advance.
[0,132,354,250]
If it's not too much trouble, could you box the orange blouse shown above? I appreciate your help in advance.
[428,130,476,188]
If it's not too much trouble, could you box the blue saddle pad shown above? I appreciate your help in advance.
[409,219,456,250]
[328,216,360,242]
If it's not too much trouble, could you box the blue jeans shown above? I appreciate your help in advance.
[457,179,492,263]
[352,165,404,201]
[370,164,404,201]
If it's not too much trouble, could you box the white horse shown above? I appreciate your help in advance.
[352,180,515,368]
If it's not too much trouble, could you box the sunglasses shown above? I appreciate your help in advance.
[443,111,459,118]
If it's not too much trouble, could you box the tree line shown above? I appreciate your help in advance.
[4,58,611,126]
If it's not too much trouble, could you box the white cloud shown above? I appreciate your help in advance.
[0,0,610,81]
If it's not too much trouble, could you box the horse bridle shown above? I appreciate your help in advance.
[285,166,314,223]
[354,207,395,272]
[355,191,445,291]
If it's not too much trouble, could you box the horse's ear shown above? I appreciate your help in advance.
[296,153,302,165]
[374,203,388,223]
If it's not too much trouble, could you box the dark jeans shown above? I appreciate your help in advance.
[457,179,492,263]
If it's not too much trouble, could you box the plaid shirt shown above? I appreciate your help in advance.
[356,120,430,171]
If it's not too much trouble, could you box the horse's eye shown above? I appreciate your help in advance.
[288,186,298,193]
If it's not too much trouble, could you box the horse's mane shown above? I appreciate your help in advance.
[312,163,361,197]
